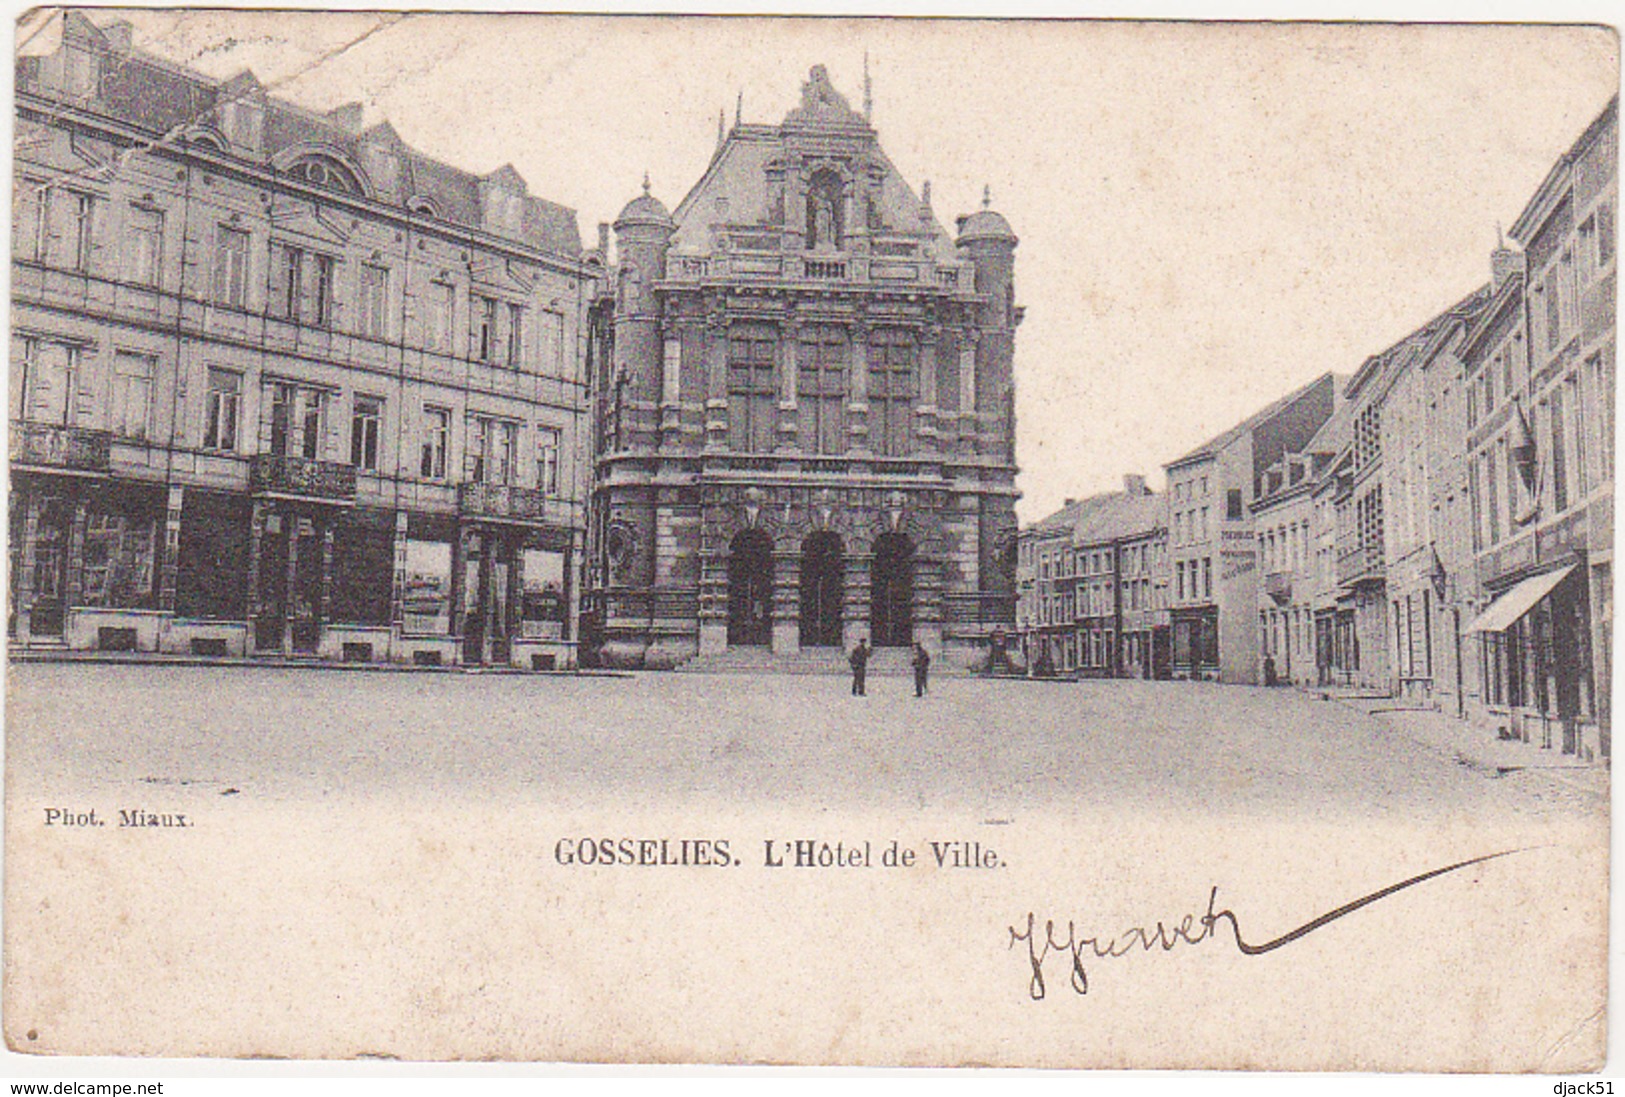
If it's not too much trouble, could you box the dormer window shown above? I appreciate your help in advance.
[407,197,440,220]
[286,155,362,195]
[186,131,228,154]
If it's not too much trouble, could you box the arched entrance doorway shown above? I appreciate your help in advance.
[800,532,844,647]
[727,529,773,646]
[871,533,914,647]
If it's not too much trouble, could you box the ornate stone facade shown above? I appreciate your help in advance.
[585,66,1021,669]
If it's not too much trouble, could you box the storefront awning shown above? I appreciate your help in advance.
[1466,565,1575,633]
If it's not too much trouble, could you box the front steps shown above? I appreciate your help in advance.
[675,645,920,676]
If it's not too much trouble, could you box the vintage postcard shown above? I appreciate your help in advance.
[2,8,1617,1073]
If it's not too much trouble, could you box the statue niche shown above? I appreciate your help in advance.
[805,169,844,253]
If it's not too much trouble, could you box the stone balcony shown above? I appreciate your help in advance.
[1264,570,1293,604]
[1337,544,1385,588]
[9,422,112,473]
[459,481,554,523]
[249,453,358,501]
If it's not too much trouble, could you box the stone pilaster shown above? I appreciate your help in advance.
[776,313,800,453]
[158,484,184,613]
[916,320,940,455]
[389,509,408,637]
[16,490,40,643]
[319,518,335,636]
[282,514,300,655]
[62,495,88,610]
[245,500,267,655]
[704,311,729,452]
[771,545,800,653]
[844,546,872,645]
[848,319,870,456]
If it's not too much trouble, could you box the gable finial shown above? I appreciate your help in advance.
[863,51,873,120]
[1496,220,1506,250]
[736,89,743,127]
[642,171,651,196]
[717,108,725,147]
[982,184,992,210]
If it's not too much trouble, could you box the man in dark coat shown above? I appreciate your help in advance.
[912,642,931,697]
[849,639,870,696]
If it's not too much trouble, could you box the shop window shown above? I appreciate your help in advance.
[80,504,159,609]
[403,539,453,635]
[331,510,393,626]
[521,548,567,639]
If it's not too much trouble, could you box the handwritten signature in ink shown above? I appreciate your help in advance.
[1009,848,1527,1000]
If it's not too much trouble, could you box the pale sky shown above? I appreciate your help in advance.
[33,10,1619,523]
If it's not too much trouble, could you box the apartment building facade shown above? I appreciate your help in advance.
[1163,373,1338,683]
[11,14,598,667]
[1013,475,1166,678]
[1465,98,1616,760]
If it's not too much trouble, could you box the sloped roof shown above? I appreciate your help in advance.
[1025,486,1161,545]
[30,12,582,257]
[664,66,958,263]
[1072,490,1162,547]
[1167,372,1336,469]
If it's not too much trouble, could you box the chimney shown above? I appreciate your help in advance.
[102,21,133,51]
[326,103,364,135]
[1492,225,1525,292]
[1123,473,1147,496]
[597,221,610,259]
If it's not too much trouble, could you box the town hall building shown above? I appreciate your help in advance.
[585,65,1022,670]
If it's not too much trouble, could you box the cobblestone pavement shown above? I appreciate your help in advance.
[6,662,1602,823]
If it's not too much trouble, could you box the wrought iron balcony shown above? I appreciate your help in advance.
[9,422,112,472]
[459,481,552,522]
[249,453,358,501]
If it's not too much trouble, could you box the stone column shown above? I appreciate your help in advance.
[845,543,872,646]
[776,313,800,453]
[390,510,408,652]
[915,550,944,657]
[660,324,683,449]
[916,321,940,456]
[848,320,870,456]
[159,484,184,614]
[704,311,729,452]
[63,493,89,617]
[282,513,300,655]
[959,330,979,459]
[771,542,800,654]
[448,526,468,662]
[245,500,267,655]
[565,535,580,646]
[16,489,40,644]
[480,529,498,666]
[508,534,527,665]
[319,518,335,650]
